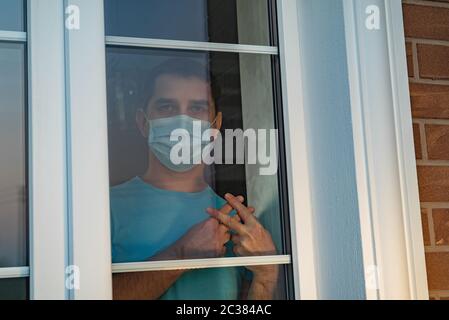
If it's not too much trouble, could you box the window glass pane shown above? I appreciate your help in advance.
[105,0,271,46]
[107,46,291,299]
[0,278,28,300]
[107,47,286,260]
[112,264,290,300]
[0,0,25,32]
[0,42,27,268]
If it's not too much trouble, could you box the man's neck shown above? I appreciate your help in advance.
[141,152,208,193]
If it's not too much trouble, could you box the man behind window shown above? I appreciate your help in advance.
[110,59,278,300]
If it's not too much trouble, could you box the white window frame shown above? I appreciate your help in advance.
[276,0,318,300]
[277,0,427,300]
[63,0,112,300]
[343,0,428,299]
[27,0,68,299]
[105,2,295,296]
[0,0,428,300]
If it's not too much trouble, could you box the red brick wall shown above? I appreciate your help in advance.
[403,0,449,300]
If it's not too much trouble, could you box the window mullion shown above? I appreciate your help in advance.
[0,30,26,42]
[63,0,112,300]
[105,36,279,55]
[112,255,292,274]
[28,0,68,299]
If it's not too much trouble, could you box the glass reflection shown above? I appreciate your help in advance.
[0,42,27,268]
[0,0,25,32]
[105,0,271,45]
[0,278,28,300]
[112,264,288,300]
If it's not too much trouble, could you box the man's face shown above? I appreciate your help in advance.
[146,74,215,122]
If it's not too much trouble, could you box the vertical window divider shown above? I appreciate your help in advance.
[28,0,68,299]
[63,0,112,300]
[276,0,319,300]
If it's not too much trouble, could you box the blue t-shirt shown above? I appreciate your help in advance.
[110,176,245,300]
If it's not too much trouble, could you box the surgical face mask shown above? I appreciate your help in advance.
[145,114,215,172]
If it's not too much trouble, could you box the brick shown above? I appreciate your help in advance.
[403,4,449,41]
[417,166,449,202]
[426,125,449,160]
[413,123,422,159]
[425,252,449,290]
[410,83,449,119]
[422,209,431,246]
[417,44,449,80]
[406,42,414,78]
[433,209,449,245]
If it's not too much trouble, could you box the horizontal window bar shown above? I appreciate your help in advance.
[112,255,291,273]
[0,31,26,42]
[0,267,30,279]
[105,36,278,55]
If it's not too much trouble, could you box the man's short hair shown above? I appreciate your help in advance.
[143,58,220,110]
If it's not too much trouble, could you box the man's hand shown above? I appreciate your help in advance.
[206,193,277,278]
[173,196,245,259]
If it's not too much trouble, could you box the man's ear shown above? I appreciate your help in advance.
[214,111,223,130]
[136,109,149,138]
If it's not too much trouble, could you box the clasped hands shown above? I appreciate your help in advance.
[173,193,277,278]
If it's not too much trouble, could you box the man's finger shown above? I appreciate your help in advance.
[222,232,231,243]
[219,195,244,216]
[206,207,247,234]
[220,246,227,256]
[218,223,229,233]
[233,244,243,257]
[224,193,257,225]
[231,234,241,244]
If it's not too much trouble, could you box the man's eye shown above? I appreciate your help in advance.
[190,105,208,113]
[157,104,175,112]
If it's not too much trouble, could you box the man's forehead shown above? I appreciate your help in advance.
[147,73,217,114]
[153,73,211,95]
